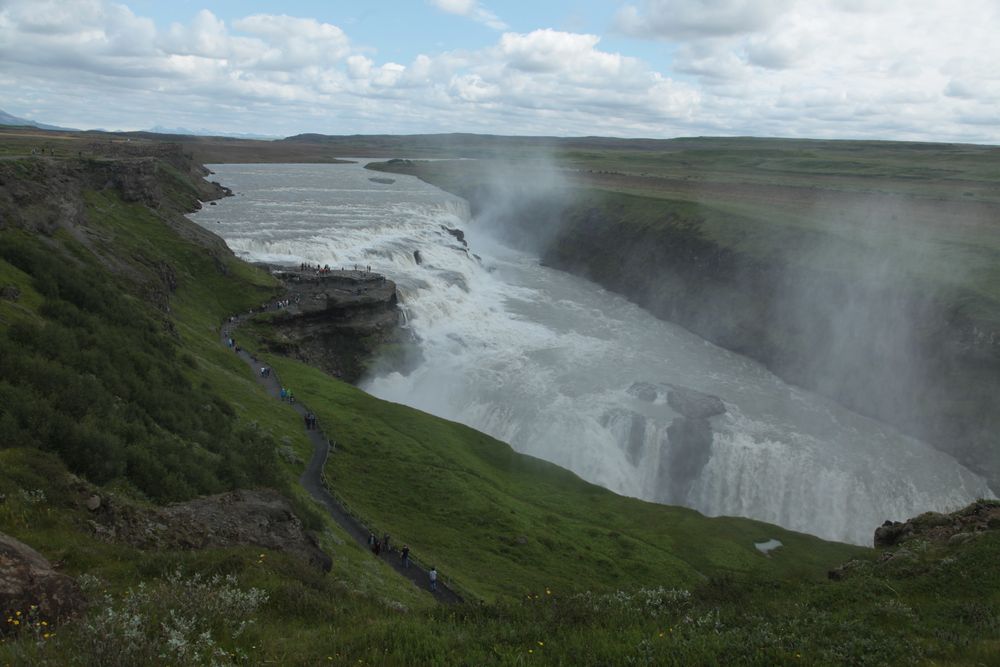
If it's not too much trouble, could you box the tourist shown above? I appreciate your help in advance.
[429,566,438,592]
[401,545,410,569]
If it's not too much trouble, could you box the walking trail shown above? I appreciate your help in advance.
[221,313,463,605]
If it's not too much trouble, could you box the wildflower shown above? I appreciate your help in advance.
[545,588,551,595]
[537,641,544,647]
[529,649,534,654]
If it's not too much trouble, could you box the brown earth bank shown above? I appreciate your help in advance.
[247,267,404,383]
[84,488,331,572]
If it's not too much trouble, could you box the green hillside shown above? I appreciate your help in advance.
[1,142,997,664]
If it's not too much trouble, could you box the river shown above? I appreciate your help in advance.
[190,161,992,545]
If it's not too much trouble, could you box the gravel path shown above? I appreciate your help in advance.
[221,313,464,605]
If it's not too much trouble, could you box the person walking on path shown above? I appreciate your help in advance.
[429,566,438,592]
[280,387,287,401]
[382,533,391,554]
[401,545,410,569]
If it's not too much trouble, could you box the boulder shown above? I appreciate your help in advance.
[0,532,86,626]
[656,416,714,504]
[626,382,659,403]
[874,520,912,547]
[666,385,726,419]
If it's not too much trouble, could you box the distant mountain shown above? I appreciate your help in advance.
[146,125,279,140]
[0,108,77,131]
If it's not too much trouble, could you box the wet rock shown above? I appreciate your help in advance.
[0,532,86,625]
[666,385,726,419]
[369,177,396,185]
[442,226,467,247]
[413,249,422,265]
[626,382,659,403]
[656,416,714,504]
[600,409,648,466]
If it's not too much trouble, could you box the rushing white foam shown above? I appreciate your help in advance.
[191,162,993,545]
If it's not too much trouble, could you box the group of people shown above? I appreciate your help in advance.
[226,310,443,595]
[367,533,436,590]
[299,262,335,273]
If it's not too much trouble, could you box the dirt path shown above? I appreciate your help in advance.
[221,313,464,605]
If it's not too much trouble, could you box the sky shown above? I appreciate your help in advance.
[1,0,999,143]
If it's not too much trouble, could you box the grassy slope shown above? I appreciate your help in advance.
[238,346,858,602]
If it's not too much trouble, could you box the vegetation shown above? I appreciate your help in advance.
[1,133,997,664]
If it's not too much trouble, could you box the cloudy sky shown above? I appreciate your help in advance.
[1,0,998,142]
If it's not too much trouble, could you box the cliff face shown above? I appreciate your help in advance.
[254,269,402,383]
[0,148,236,315]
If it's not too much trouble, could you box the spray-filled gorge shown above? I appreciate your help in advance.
[191,162,992,545]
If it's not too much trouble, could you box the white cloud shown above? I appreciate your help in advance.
[0,0,998,142]
[428,0,507,31]
[616,0,792,40]
[612,0,1000,141]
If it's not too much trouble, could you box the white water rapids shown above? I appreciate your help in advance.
[191,161,992,545]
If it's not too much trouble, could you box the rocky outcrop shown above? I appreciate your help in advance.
[830,499,1000,580]
[623,382,725,503]
[256,268,402,383]
[1,532,86,627]
[86,489,331,572]
[873,500,1000,548]
[0,150,234,316]
[666,386,726,420]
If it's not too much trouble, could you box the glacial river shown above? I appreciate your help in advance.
[190,161,991,545]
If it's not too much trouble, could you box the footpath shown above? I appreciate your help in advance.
[221,312,463,605]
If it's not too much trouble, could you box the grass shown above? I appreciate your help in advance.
[236,340,864,602]
[1,137,998,665]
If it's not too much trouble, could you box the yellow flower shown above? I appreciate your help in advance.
[41,621,47,626]
[15,611,21,616]
[537,641,544,646]
[43,633,50,639]
[528,649,534,654]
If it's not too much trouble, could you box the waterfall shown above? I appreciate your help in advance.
[191,161,993,545]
